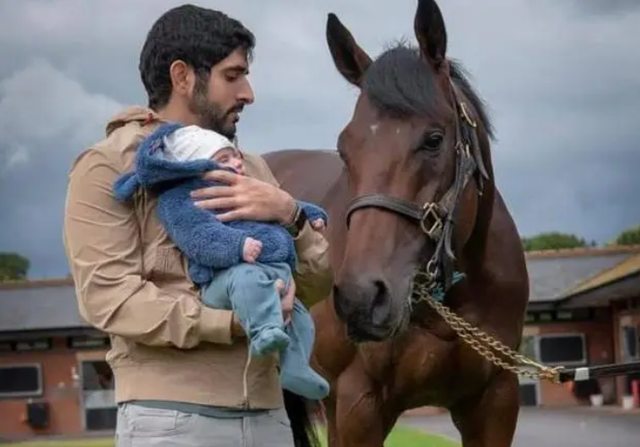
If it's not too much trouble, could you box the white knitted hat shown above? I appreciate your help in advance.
[163,125,235,162]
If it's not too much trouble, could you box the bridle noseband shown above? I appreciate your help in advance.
[344,82,489,301]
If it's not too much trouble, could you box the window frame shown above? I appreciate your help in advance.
[0,363,44,398]
[536,332,588,367]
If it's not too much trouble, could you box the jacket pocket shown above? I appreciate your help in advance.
[148,246,188,283]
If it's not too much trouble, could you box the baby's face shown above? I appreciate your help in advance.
[212,147,245,175]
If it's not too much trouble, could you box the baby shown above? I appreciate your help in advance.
[113,122,330,401]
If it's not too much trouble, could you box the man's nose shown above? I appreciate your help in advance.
[237,78,255,105]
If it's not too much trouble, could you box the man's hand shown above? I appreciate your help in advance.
[242,237,263,263]
[191,170,297,225]
[230,276,296,338]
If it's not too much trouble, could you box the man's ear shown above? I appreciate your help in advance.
[169,60,194,96]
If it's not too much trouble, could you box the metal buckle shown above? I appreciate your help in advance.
[460,102,477,129]
[425,259,439,280]
[420,203,443,239]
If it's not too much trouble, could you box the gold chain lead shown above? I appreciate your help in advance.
[413,283,563,383]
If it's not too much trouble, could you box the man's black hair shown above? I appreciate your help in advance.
[139,4,256,110]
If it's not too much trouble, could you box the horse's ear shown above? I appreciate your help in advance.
[326,13,372,87]
[414,0,448,73]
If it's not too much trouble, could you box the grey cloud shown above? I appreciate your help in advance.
[0,59,122,277]
[0,0,638,277]
[567,0,640,17]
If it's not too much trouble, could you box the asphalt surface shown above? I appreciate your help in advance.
[399,407,640,447]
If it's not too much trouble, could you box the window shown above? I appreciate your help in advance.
[537,334,587,366]
[0,339,52,352]
[538,312,553,322]
[14,339,52,351]
[525,309,594,323]
[67,335,110,350]
[621,325,639,361]
[81,360,116,431]
[0,364,43,398]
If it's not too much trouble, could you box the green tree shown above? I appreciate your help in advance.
[613,225,640,246]
[0,252,30,281]
[521,232,588,252]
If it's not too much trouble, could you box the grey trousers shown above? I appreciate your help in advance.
[115,402,295,447]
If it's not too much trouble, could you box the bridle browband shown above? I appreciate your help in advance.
[345,81,490,300]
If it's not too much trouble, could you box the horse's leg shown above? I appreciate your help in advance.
[322,395,340,447]
[334,361,395,447]
[450,370,520,447]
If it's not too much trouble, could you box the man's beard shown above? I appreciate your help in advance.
[188,76,243,140]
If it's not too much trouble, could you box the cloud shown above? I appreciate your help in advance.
[0,0,638,277]
[0,58,122,277]
[567,0,640,17]
[0,59,122,168]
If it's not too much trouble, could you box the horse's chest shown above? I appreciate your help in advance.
[360,327,488,408]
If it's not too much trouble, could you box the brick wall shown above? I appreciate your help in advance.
[0,337,83,438]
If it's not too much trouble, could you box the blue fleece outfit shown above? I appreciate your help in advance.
[113,122,330,401]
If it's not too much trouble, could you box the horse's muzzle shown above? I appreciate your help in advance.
[332,278,403,342]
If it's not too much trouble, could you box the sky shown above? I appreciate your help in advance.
[0,0,639,279]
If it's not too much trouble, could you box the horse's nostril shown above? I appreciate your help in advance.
[370,279,391,327]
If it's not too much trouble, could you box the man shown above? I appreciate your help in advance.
[63,5,332,447]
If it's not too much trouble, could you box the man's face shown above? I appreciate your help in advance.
[188,48,255,139]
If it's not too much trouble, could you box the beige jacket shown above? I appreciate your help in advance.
[63,106,333,409]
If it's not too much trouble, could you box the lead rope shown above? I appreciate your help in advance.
[411,278,562,383]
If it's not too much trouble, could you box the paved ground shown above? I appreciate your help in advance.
[400,407,640,447]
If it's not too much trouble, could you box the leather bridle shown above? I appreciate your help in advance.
[344,81,489,299]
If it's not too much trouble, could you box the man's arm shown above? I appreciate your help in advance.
[191,152,334,308]
[289,219,333,309]
[157,180,248,270]
[63,148,235,349]
[242,153,334,308]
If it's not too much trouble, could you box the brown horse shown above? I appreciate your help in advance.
[266,1,529,446]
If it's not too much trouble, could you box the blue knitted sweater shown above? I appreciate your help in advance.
[112,122,328,288]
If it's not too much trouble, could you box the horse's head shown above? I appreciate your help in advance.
[327,0,493,342]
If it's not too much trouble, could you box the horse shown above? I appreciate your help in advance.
[266,1,530,446]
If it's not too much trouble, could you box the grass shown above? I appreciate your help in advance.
[317,425,460,447]
[5,425,459,447]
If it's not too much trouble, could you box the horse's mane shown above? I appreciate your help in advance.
[361,40,495,140]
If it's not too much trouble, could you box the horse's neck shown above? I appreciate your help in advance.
[461,133,496,266]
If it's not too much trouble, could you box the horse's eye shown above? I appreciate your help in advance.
[420,132,444,152]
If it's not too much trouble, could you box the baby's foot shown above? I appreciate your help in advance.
[281,365,330,401]
[251,327,290,356]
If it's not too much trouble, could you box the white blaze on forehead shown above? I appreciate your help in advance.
[370,123,379,135]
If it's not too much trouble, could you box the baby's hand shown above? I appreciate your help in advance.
[243,237,263,263]
[311,218,326,233]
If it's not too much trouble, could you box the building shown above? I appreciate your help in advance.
[520,245,640,407]
[1,246,639,438]
[0,279,114,439]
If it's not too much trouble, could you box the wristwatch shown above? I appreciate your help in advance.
[284,204,308,237]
